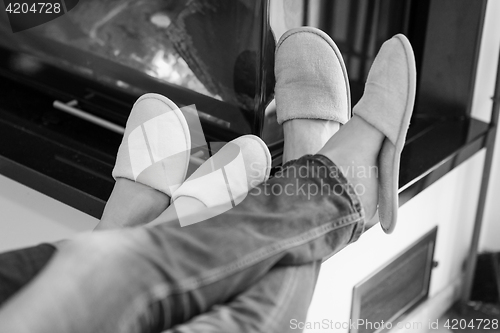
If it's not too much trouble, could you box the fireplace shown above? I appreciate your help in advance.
[0,0,276,142]
[0,0,487,217]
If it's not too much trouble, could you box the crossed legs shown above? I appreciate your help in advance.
[0,99,383,333]
[94,114,343,333]
[0,28,415,333]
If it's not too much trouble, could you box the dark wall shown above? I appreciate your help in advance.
[417,0,487,118]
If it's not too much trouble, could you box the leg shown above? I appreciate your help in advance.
[318,115,384,220]
[283,119,339,162]
[0,153,362,333]
[96,178,169,230]
[0,163,168,306]
[0,93,190,320]
[165,261,322,333]
[154,129,333,331]
[96,93,192,230]
[168,26,353,332]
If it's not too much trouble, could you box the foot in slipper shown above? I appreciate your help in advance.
[99,93,192,230]
[275,27,351,162]
[319,34,416,234]
[353,34,416,233]
[149,135,271,227]
[112,93,191,196]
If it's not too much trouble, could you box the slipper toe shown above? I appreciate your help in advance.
[172,135,271,209]
[275,27,351,125]
[112,93,191,197]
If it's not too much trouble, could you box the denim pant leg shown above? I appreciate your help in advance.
[0,155,364,333]
[0,244,56,307]
[165,157,328,333]
[138,154,364,331]
[165,262,321,333]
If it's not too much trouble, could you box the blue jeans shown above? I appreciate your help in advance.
[0,246,321,333]
[0,155,365,332]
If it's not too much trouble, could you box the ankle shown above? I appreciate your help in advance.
[316,116,384,220]
[283,119,340,163]
[98,180,169,229]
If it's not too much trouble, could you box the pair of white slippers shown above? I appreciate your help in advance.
[112,93,271,226]
[112,27,416,233]
[275,27,416,234]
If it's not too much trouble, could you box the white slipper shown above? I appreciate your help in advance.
[353,34,416,234]
[275,27,351,125]
[112,93,191,197]
[171,135,271,226]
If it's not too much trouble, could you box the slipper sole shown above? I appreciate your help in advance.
[378,34,417,234]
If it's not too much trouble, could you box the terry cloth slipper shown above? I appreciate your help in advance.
[275,26,351,125]
[353,34,416,234]
[112,93,191,197]
[171,135,271,226]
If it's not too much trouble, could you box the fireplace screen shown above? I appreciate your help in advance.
[0,0,276,139]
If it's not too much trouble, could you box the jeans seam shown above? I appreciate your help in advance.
[260,266,298,332]
[171,213,362,293]
[264,266,302,333]
[280,154,366,243]
[312,154,366,243]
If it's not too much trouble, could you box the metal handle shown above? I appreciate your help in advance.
[53,100,207,166]
[53,100,125,134]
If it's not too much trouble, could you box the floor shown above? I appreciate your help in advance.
[432,302,500,333]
